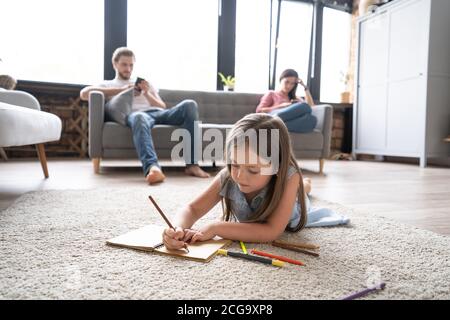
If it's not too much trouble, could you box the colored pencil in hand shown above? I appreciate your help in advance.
[148,195,189,253]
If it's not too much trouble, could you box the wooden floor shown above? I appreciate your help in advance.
[1,158,450,235]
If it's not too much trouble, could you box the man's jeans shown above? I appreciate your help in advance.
[126,99,199,176]
[270,102,317,133]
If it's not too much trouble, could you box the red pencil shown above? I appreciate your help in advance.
[250,249,305,266]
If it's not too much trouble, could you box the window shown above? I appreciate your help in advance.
[128,0,219,91]
[235,0,313,94]
[274,1,313,93]
[320,7,352,103]
[235,0,271,93]
[0,0,352,95]
[0,0,104,84]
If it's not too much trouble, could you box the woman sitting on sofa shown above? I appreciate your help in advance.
[256,69,317,133]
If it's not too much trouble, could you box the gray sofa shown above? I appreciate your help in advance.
[88,89,333,174]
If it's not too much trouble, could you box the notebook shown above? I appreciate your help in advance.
[106,224,232,262]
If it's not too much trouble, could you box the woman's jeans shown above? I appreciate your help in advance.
[126,100,199,176]
[269,102,317,133]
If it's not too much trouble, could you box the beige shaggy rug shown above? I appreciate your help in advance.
[0,187,449,300]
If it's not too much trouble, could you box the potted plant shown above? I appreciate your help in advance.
[339,71,351,103]
[218,72,235,91]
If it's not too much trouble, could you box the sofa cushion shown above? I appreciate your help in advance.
[103,122,183,150]
[103,122,233,150]
[0,102,61,147]
[289,129,323,150]
[104,88,133,126]
[103,121,323,154]
[99,88,332,162]
[160,89,262,124]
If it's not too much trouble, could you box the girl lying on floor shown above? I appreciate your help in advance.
[163,113,347,250]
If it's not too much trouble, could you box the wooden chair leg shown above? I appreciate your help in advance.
[35,144,49,178]
[93,158,101,174]
[319,158,325,175]
[0,147,8,160]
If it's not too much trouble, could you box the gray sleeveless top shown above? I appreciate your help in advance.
[218,166,310,229]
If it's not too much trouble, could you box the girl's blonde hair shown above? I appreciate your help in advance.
[220,113,307,232]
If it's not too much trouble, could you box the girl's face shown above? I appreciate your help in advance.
[230,145,273,196]
[280,76,298,94]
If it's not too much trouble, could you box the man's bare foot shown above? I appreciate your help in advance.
[146,166,166,184]
[303,177,312,195]
[185,165,210,178]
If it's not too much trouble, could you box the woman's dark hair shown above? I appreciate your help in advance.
[279,69,299,100]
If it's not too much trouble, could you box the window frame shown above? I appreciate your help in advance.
[11,0,353,102]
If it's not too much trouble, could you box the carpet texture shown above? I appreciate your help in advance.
[0,187,449,300]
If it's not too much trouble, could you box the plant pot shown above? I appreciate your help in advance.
[224,86,234,92]
[340,91,350,103]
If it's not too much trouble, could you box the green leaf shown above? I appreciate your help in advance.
[218,72,227,83]
[218,72,235,86]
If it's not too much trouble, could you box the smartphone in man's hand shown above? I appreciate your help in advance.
[134,77,145,92]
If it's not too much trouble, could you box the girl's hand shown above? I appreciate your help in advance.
[181,228,200,243]
[190,223,217,244]
[162,227,187,250]
[260,107,271,113]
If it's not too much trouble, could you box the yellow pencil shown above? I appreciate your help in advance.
[240,241,248,254]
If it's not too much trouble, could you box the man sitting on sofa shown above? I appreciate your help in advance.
[80,47,210,184]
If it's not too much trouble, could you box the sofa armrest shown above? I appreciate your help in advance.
[312,104,333,158]
[0,90,41,111]
[88,91,105,158]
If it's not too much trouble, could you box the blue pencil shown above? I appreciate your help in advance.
[341,282,386,300]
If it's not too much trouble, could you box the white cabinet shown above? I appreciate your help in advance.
[357,86,388,150]
[358,12,389,88]
[388,0,429,81]
[354,0,450,167]
[386,77,426,154]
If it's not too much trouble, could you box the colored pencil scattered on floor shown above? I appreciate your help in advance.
[250,249,305,266]
[272,241,320,257]
[217,249,284,267]
[341,282,386,300]
[272,240,320,250]
[239,241,248,254]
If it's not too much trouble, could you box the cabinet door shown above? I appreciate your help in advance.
[356,12,390,151]
[356,85,388,151]
[358,12,389,87]
[386,77,426,154]
[388,0,430,82]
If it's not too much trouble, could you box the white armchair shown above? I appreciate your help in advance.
[0,89,62,178]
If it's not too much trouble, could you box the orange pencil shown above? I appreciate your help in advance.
[250,249,305,266]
